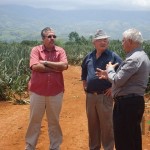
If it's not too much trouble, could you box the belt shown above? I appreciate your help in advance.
[87,91,105,95]
[114,93,140,102]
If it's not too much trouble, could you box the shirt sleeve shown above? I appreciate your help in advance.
[30,47,40,68]
[112,52,122,70]
[81,56,88,80]
[107,58,139,88]
[59,48,68,63]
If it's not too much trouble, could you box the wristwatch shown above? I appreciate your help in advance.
[44,61,48,66]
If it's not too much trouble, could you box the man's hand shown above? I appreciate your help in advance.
[106,62,119,69]
[96,68,108,79]
[104,88,112,97]
[82,80,87,94]
[39,60,68,71]
[39,60,47,65]
[96,62,119,79]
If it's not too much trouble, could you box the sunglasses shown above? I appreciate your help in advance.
[45,35,57,39]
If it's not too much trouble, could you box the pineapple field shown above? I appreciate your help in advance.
[0,35,150,149]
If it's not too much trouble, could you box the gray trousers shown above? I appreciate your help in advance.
[86,93,114,150]
[25,92,63,150]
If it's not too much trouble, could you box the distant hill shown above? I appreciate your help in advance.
[0,5,150,42]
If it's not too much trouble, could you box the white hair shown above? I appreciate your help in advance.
[123,28,143,44]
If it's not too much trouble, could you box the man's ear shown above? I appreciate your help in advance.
[128,39,133,44]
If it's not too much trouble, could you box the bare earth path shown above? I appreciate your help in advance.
[0,66,150,150]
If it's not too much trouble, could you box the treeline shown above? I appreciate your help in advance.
[0,32,150,101]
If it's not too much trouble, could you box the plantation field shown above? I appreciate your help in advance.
[0,66,150,150]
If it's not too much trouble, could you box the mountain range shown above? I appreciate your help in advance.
[0,5,150,42]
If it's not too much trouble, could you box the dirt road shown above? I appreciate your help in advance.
[0,66,150,150]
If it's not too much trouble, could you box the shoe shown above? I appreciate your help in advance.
[25,143,34,150]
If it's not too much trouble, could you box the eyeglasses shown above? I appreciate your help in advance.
[45,35,57,39]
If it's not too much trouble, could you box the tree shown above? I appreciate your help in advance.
[68,32,80,43]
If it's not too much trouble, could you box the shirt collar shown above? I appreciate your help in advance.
[41,45,57,52]
[126,47,143,58]
[93,49,109,55]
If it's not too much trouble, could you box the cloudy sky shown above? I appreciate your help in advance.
[0,0,150,11]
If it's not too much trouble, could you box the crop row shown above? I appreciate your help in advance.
[0,38,149,101]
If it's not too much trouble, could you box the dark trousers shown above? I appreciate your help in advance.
[113,96,144,150]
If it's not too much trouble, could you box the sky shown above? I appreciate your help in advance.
[0,0,150,11]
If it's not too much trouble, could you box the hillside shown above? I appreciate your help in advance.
[0,5,150,42]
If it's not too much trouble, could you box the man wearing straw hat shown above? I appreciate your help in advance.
[81,29,122,150]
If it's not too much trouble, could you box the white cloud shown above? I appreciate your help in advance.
[132,0,150,7]
[0,0,150,10]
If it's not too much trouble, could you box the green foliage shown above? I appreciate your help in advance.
[0,32,150,101]
[21,40,42,46]
[64,32,93,65]
[109,40,125,59]
[0,42,31,101]
[143,41,150,59]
